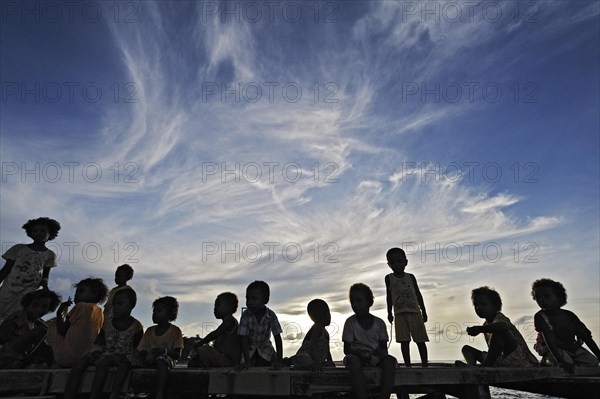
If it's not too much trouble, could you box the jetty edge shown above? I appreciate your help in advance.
[1,363,599,399]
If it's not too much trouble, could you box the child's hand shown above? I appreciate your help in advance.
[387,313,394,323]
[466,326,482,336]
[310,361,323,373]
[422,312,428,323]
[58,297,73,314]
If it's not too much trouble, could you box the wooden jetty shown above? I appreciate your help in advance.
[1,364,599,398]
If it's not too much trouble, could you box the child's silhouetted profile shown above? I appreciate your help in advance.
[459,286,538,367]
[46,278,108,367]
[283,299,334,372]
[0,288,61,368]
[238,280,283,368]
[532,278,600,373]
[0,217,61,324]
[104,264,134,322]
[188,292,241,367]
[129,296,183,399]
[343,283,397,399]
[385,247,428,367]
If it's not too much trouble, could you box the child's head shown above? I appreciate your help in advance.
[349,283,374,316]
[21,289,61,320]
[246,280,270,311]
[115,264,134,286]
[386,247,408,274]
[112,288,137,318]
[307,299,331,326]
[471,286,502,319]
[22,217,61,242]
[74,278,109,304]
[214,292,238,319]
[152,296,179,323]
[531,278,567,310]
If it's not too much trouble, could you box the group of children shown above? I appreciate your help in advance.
[1,217,599,399]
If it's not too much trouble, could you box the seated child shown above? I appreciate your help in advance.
[0,288,61,368]
[130,296,183,399]
[459,286,538,367]
[46,278,108,367]
[63,288,143,399]
[188,292,241,367]
[531,278,600,373]
[283,298,334,372]
[343,283,397,399]
[104,264,134,321]
[238,280,283,368]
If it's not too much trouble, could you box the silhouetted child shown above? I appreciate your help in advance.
[0,289,61,368]
[104,264,134,321]
[343,283,397,399]
[283,299,334,372]
[64,288,143,399]
[188,292,241,368]
[129,296,183,399]
[46,278,108,367]
[0,217,61,324]
[531,278,600,373]
[385,247,428,367]
[238,280,283,368]
[459,286,538,367]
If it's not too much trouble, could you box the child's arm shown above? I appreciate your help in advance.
[0,259,15,284]
[385,274,393,323]
[273,333,283,367]
[238,335,251,368]
[467,322,508,336]
[40,267,51,288]
[575,319,600,363]
[55,297,73,336]
[410,274,427,322]
[194,316,235,347]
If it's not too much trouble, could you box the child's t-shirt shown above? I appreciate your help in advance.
[46,302,104,367]
[94,317,144,355]
[387,273,420,314]
[0,244,57,323]
[342,314,388,354]
[238,307,282,361]
[214,317,242,365]
[137,324,184,353]
[296,324,330,363]
[534,309,592,350]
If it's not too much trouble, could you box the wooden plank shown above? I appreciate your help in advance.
[208,367,290,395]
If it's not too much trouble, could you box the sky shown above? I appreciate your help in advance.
[0,0,598,362]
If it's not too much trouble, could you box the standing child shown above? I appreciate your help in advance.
[283,299,334,372]
[531,278,600,373]
[188,292,241,367]
[385,247,429,367]
[46,278,108,367]
[0,288,61,368]
[459,286,538,367]
[104,264,134,321]
[238,280,283,368]
[130,296,183,399]
[0,217,61,324]
[63,288,143,399]
[343,283,397,399]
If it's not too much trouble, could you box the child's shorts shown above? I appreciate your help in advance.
[188,346,233,367]
[395,312,429,342]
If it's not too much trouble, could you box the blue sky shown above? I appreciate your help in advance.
[1,0,598,361]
